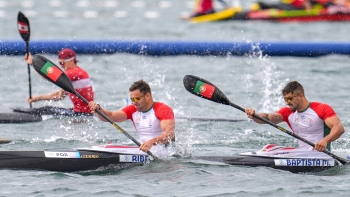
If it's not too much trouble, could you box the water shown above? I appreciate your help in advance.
[0,0,350,196]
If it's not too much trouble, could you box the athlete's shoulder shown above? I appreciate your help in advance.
[153,102,172,109]
[310,102,336,119]
[122,104,136,111]
[310,102,334,111]
[153,102,174,119]
[122,104,137,117]
[66,66,90,79]
[76,66,89,73]
[277,106,293,115]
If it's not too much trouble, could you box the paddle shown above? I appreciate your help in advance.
[30,54,157,160]
[183,74,349,165]
[176,116,245,122]
[17,11,32,108]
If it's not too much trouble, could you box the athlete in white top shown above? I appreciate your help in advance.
[245,81,344,152]
[88,79,175,153]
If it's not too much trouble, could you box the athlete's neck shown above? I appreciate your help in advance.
[297,99,310,112]
[142,102,155,113]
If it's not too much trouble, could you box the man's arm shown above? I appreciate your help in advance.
[314,115,345,151]
[88,101,128,122]
[245,108,284,124]
[139,119,175,152]
[27,89,66,104]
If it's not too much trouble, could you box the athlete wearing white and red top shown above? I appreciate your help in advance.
[88,79,175,153]
[25,48,94,114]
[277,102,336,150]
[122,102,174,143]
[245,81,344,152]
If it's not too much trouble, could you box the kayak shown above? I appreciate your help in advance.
[0,106,92,123]
[0,145,149,172]
[194,144,339,173]
[190,5,350,23]
[0,144,341,173]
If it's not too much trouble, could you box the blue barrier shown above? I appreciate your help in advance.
[1,39,350,57]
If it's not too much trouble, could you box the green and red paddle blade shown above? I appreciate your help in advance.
[183,75,230,105]
[32,55,76,94]
[17,11,30,42]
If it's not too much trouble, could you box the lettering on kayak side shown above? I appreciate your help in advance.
[274,159,335,166]
[44,151,81,158]
[119,155,149,163]
[80,155,99,158]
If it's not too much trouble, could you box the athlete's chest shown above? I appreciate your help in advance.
[288,109,324,129]
[132,109,159,129]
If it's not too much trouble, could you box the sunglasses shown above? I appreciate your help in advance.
[59,57,75,66]
[284,94,299,103]
[130,95,144,103]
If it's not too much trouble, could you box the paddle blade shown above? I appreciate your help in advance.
[17,11,30,42]
[32,55,76,93]
[183,75,230,105]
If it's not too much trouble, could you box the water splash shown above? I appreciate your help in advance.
[243,40,287,112]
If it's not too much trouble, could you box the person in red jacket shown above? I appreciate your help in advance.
[24,48,94,116]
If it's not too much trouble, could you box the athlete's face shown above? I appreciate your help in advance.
[283,92,301,111]
[130,89,148,112]
[58,58,75,70]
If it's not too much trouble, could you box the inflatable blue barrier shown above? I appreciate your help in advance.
[1,39,350,57]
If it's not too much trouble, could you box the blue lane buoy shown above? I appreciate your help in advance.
[1,39,350,57]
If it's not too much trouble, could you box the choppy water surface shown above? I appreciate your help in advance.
[0,0,350,196]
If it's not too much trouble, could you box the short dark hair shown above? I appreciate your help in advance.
[129,79,151,94]
[282,81,304,95]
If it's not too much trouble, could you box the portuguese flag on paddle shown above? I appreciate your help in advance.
[193,80,215,99]
[40,61,63,82]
